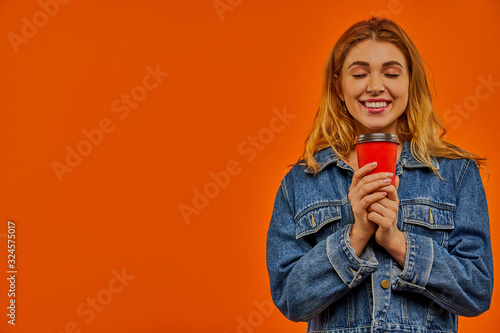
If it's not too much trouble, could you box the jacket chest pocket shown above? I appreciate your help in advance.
[401,202,455,248]
[295,203,342,243]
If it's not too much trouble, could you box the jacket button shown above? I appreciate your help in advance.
[381,280,390,289]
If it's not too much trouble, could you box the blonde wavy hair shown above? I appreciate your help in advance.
[301,17,485,176]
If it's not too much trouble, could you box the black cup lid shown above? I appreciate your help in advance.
[354,133,399,144]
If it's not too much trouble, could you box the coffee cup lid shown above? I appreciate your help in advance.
[354,133,399,144]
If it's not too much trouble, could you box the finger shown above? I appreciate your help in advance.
[367,201,390,215]
[357,191,387,212]
[354,175,394,200]
[350,179,392,206]
[368,200,398,222]
[358,171,395,187]
[368,198,398,212]
[368,211,393,230]
[377,183,399,201]
[367,211,384,225]
[368,200,395,216]
[351,162,378,189]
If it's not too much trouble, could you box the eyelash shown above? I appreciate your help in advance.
[352,73,400,78]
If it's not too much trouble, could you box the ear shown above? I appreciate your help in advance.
[333,74,344,101]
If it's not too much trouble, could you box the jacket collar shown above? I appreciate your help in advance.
[304,141,439,174]
[399,141,440,170]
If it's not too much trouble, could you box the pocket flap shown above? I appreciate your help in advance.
[402,202,455,230]
[295,203,341,239]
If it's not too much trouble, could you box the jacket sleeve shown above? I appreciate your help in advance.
[393,160,494,316]
[266,178,378,322]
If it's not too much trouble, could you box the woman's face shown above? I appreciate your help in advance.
[335,39,409,135]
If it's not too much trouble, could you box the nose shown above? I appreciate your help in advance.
[367,73,385,95]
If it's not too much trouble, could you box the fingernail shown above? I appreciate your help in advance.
[385,172,394,177]
[369,162,377,167]
[384,178,392,183]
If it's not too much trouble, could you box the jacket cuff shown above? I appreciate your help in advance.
[393,232,433,292]
[326,224,378,288]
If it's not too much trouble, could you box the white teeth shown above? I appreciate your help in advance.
[364,101,388,108]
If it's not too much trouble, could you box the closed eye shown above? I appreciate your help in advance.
[352,73,399,78]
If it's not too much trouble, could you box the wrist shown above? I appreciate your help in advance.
[384,231,407,266]
[349,224,373,257]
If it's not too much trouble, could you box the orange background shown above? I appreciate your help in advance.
[0,0,499,332]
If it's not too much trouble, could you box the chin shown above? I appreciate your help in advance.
[357,121,397,134]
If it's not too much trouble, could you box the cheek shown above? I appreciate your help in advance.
[388,82,409,102]
[342,80,365,100]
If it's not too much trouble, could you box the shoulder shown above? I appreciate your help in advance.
[435,155,477,176]
[435,155,471,170]
[433,142,485,176]
[434,156,483,193]
[279,161,311,197]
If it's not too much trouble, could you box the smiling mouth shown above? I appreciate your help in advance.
[363,101,389,108]
[360,100,391,112]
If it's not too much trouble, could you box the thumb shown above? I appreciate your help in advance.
[395,175,400,191]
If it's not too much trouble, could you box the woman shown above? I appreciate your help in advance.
[266,17,493,333]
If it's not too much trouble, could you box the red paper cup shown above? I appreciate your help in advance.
[354,133,399,185]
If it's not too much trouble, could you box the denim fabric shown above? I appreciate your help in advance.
[266,142,493,333]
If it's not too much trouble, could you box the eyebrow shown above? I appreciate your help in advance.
[347,60,404,69]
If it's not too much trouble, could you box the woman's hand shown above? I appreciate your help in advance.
[367,175,407,266]
[348,162,394,257]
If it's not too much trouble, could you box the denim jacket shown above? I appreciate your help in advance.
[266,142,493,333]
